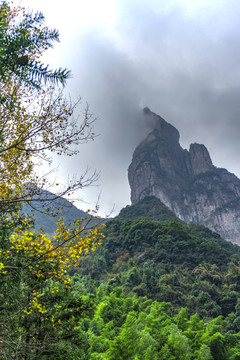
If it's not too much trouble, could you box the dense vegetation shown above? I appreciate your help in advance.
[76,199,240,317]
[117,196,179,221]
[65,197,240,359]
[7,207,240,360]
[51,277,240,359]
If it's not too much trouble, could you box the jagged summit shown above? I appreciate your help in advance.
[142,107,180,143]
[128,108,240,244]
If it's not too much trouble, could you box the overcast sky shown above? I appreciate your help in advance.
[18,0,240,216]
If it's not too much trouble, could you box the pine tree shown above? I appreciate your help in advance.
[0,2,70,88]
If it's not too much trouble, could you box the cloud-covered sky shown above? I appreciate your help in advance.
[19,0,240,216]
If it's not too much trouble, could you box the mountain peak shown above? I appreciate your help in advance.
[142,107,180,143]
[128,110,240,244]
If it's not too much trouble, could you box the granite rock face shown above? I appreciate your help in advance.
[128,108,240,244]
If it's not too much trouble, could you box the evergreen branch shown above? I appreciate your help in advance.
[24,62,71,87]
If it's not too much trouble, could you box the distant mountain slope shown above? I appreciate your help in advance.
[128,108,240,244]
[23,188,101,235]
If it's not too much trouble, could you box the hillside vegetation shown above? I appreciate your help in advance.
[65,196,240,359]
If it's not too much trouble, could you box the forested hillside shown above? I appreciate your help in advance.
[64,196,240,359]
[77,214,240,318]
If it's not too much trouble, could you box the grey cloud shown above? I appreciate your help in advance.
[51,0,240,215]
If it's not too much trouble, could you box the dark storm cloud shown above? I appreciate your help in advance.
[55,0,240,214]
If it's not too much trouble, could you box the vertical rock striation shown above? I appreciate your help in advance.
[128,108,240,244]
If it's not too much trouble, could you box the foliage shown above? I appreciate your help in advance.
[117,195,179,221]
[0,2,104,358]
[0,2,70,88]
[62,281,240,359]
[76,215,240,318]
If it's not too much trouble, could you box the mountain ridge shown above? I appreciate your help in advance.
[23,188,101,235]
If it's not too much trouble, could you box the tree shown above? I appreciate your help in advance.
[0,2,70,88]
[0,3,104,358]
[167,324,192,360]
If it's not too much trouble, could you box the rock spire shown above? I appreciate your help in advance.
[128,108,240,244]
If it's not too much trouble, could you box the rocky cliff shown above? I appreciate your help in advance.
[128,108,240,244]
